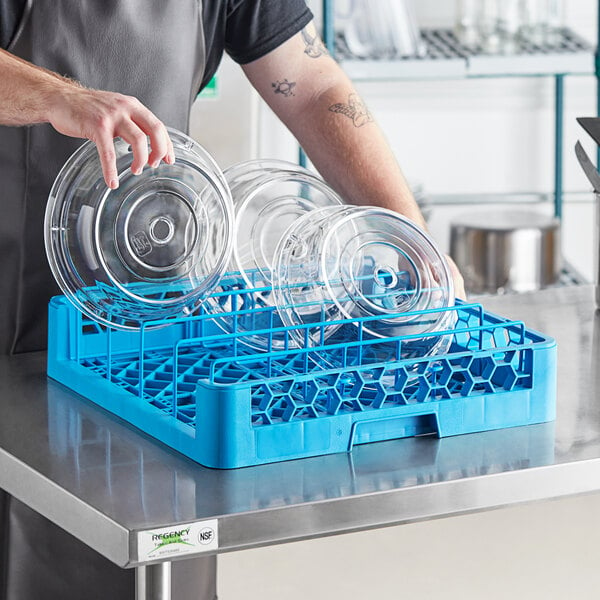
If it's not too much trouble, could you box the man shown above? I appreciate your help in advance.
[0,1,462,599]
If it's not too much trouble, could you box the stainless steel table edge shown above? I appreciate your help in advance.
[0,445,130,567]
[127,456,600,567]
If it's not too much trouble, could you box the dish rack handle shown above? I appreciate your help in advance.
[347,411,440,451]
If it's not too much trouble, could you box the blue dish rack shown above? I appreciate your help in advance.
[47,281,557,469]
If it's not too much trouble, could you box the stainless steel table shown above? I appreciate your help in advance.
[1,285,598,599]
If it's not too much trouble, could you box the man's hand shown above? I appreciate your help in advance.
[48,87,175,189]
[0,48,174,189]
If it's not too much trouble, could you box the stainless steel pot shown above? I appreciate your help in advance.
[449,210,561,294]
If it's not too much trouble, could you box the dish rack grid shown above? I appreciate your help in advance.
[47,279,556,468]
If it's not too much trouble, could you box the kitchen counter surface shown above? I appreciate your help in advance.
[0,285,598,568]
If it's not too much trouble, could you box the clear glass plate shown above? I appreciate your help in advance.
[207,160,345,350]
[273,205,455,354]
[226,159,344,292]
[45,128,234,329]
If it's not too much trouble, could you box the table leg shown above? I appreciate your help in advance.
[136,562,172,600]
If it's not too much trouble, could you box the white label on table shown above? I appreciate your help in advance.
[137,519,219,561]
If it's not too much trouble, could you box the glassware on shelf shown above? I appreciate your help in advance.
[544,0,565,46]
[336,0,426,59]
[455,0,505,53]
[386,0,427,58]
[335,0,378,58]
[518,0,547,46]
[455,0,481,50]
[519,0,564,47]
[496,0,521,53]
[477,0,502,54]
[455,0,565,55]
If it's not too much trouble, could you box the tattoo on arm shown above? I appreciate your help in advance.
[328,93,373,127]
[272,79,296,97]
[301,27,329,58]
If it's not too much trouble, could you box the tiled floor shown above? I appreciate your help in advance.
[219,492,600,599]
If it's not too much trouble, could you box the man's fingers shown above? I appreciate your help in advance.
[94,131,119,189]
[132,108,171,167]
[118,120,149,175]
[165,133,175,165]
[48,88,174,183]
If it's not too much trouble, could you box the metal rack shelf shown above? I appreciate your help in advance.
[465,28,594,77]
[336,28,594,80]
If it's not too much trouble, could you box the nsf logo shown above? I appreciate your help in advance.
[198,527,215,545]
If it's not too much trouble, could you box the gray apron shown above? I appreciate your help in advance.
[0,1,216,598]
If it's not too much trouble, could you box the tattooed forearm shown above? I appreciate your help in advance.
[272,79,296,97]
[301,27,329,58]
[328,93,373,127]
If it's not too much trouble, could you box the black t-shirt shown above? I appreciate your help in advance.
[0,0,313,90]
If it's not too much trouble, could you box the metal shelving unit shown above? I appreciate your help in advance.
[336,27,593,80]
[318,1,598,220]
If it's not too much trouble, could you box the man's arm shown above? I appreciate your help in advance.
[0,48,174,188]
[241,21,426,229]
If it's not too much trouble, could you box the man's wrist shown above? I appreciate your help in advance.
[37,75,80,124]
